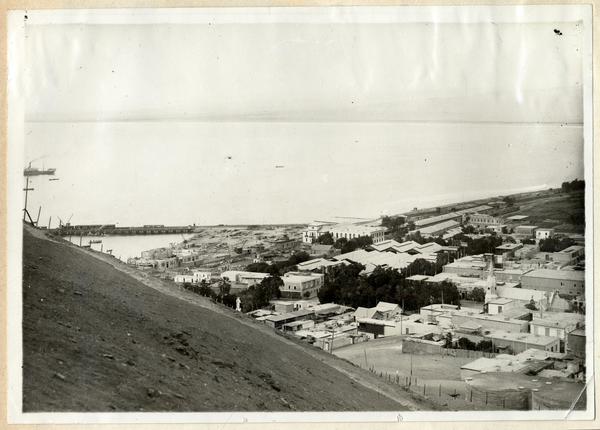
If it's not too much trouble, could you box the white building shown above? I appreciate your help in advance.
[174,270,213,284]
[280,271,325,299]
[221,271,270,287]
[301,221,337,244]
[468,213,505,228]
[536,228,555,240]
[193,271,212,282]
[328,224,386,244]
[530,312,584,353]
[174,274,195,284]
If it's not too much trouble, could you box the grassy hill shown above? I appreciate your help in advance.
[22,228,423,412]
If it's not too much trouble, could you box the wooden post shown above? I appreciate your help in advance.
[439,384,441,397]
[423,384,426,395]
[485,392,488,405]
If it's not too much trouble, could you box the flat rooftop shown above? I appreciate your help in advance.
[496,243,523,251]
[506,215,529,221]
[265,309,315,323]
[522,269,585,281]
[406,275,431,281]
[486,330,558,346]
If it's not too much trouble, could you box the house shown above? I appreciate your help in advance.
[174,274,195,284]
[495,243,523,260]
[264,309,315,329]
[301,221,337,244]
[520,269,585,296]
[280,271,324,299]
[514,225,538,237]
[486,297,518,315]
[486,224,507,234]
[485,330,561,354]
[567,328,586,358]
[172,248,202,267]
[468,213,505,229]
[296,257,345,273]
[282,319,315,333]
[416,220,460,238]
[460,348,565,379]
[192,271,212,283]
[328,224,386,244]
[443,254,488,277]
[355,318,397,339]
[529,312,585,352]
[154,256,179,270]
[174,270,212,284]
[353,301,402,321]
[552,245,585,266]
[268,236,300,252]
[220,271,270,287]
[141,247,173,260]
[535,228,555,240]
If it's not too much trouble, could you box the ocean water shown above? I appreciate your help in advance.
[65,233,194,262]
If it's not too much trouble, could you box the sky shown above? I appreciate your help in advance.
[21,15,585,226]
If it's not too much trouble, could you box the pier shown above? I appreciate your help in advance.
[52,224,195,236]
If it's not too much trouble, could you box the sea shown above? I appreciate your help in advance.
[65,233,195,262]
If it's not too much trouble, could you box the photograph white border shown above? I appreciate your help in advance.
[6,4,595,424]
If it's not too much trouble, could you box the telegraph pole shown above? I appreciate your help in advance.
[23,176,35,224]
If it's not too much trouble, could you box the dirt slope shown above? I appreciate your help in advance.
[22,228,425,412]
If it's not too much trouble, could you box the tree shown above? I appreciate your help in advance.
[318,262,365,304]
[503,196,516,206]
[381,216,408,238]
[339,235,373,254]
[245,262,271,273]
[237,276,283,312]
[333,237,348,250]
[315,232,334,245]
[561,179,585,193]
[462,225,476,234]
[525,298,538,311]
[444,332,453,348]
[539,237,574,253]
[287,251,311,266]
[468,287,486,303]
[217,280,231,302]
[406,231,427,244]
[477,340,493,352]
[457,337,477,350]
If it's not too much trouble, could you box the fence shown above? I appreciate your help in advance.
[441,348,496,359]
[359,364,527,410]
[401,341,496,358]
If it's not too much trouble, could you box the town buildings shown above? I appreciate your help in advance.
[280,271,325,299]
[301,221,336,244]
[174,270,212,284]
[468,213,505,229]
[328,224,386,244]
[220,270,270,288]
[521,269,585,296]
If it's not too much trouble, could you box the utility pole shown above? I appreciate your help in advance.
[22,176,35,224]
[35,206,42,226]
[329,327,335,354]
[400,298,404,335]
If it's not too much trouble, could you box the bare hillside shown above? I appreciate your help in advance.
[22,228,426,412]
